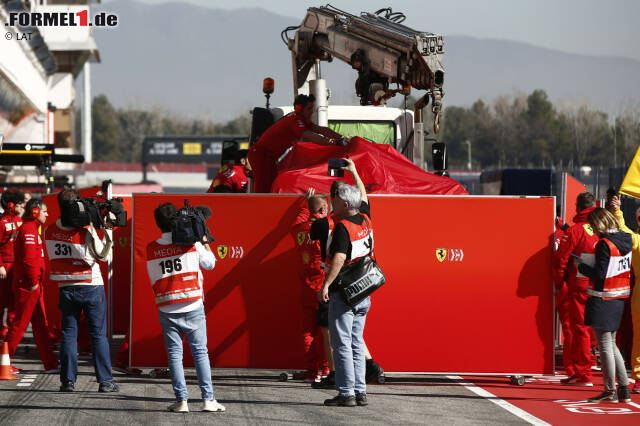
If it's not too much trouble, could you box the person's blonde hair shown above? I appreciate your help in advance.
[587,207,619,236]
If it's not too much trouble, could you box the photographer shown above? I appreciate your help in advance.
[146,203,224,413]
[45,188,118,393]
[319,182,375,407]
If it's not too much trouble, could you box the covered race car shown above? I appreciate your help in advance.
[271,136,467,195]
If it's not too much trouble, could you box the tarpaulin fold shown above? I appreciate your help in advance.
[271,137,468,195]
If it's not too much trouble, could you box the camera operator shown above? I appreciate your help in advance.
[45,188,118,392]
[146,203,224,413]
[248,94,344,193]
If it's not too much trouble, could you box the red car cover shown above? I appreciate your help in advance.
[271,137,468,195]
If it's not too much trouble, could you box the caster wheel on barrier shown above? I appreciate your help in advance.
[279,372,289,382]
[377,375,386,384]
[509,376,526,386]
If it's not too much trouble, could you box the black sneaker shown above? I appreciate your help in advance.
[365,359,384,383]
[618,386,631,403]
[355,392,368,406]
[98,381,120,393]
[312,371,335,389]
[587,390,618,403]
[324,394,356,407]
[59,382,75,392]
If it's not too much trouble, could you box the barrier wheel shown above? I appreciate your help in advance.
[279,372,289,382]
[509,375,526,386]
[377,375,386,384]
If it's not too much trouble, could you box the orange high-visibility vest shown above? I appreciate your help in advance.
[146,241,202,307]
[587,238,631,300]
[326,214,374,267]
[44,223,93,285]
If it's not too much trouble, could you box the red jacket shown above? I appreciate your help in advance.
[552,207,599,292]
[13,219,45,285]
[291,205,324,292]
[207,164,248,193]
[252,112,312,159]
[0,212,22,268]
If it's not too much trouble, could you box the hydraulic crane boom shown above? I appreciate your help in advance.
[284,5,445,133]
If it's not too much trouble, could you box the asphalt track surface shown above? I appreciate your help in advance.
[3,335,640,424]
[0,336,530,425]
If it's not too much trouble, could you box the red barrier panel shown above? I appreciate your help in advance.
[564,175,586,226]
[130,194,555,374]
[41,190,132,336]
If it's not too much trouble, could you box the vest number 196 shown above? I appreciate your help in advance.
[159,259,182,274]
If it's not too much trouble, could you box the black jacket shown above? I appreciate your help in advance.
[579,230,632,331]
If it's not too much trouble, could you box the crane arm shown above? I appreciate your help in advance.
[284,5,445,131]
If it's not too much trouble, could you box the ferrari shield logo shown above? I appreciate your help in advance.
[297,232,306,246]
[436,248,447,263]
[216,245,228,259]
[118,237,127,247]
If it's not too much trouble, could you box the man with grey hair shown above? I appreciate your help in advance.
[319,169,375,407]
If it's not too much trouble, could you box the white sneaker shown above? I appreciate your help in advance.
[168,400,189,413]
[202,399,225,412]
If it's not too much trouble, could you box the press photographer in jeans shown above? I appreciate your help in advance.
[320,183,374,407]
[146,203,225,413]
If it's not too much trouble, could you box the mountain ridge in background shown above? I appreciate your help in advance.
[91,0,640,120]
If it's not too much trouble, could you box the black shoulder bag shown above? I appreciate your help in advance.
[335,217,386,307]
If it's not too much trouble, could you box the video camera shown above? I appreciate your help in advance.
[60,182,127,229]
[172,199,214,246]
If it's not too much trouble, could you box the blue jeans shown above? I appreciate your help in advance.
[59,285,113,384]
[329,294,371,396]
[158,305,214,401]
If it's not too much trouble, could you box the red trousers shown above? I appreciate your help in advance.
[0,263,16,337]
[248,148,277,193]
[302,304,327,371]
[566,287,592,381]
[556,284,574,376]
[4,279,58,370]
[115,330,130,366]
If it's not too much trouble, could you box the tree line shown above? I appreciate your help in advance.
[88,91,640,170]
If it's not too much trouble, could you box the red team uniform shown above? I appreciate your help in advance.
[249,112,312,193]
[291,205,328,375]
[0,210,22,338]
[4,217,58,370]
[553,207,599,383]
[207,164,249,193]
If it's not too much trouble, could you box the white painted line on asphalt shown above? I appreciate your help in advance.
[19,379,35,382]
[23,374,37,378]
[16,383,32,387]
[447,376,550,426]
[628,402,640,410]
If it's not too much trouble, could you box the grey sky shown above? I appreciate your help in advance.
[115,0,640,60]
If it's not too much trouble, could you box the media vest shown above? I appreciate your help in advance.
[326,214,374,268]
[587,238,631,300]
[45,223,96,286]
[146,241,202,308]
